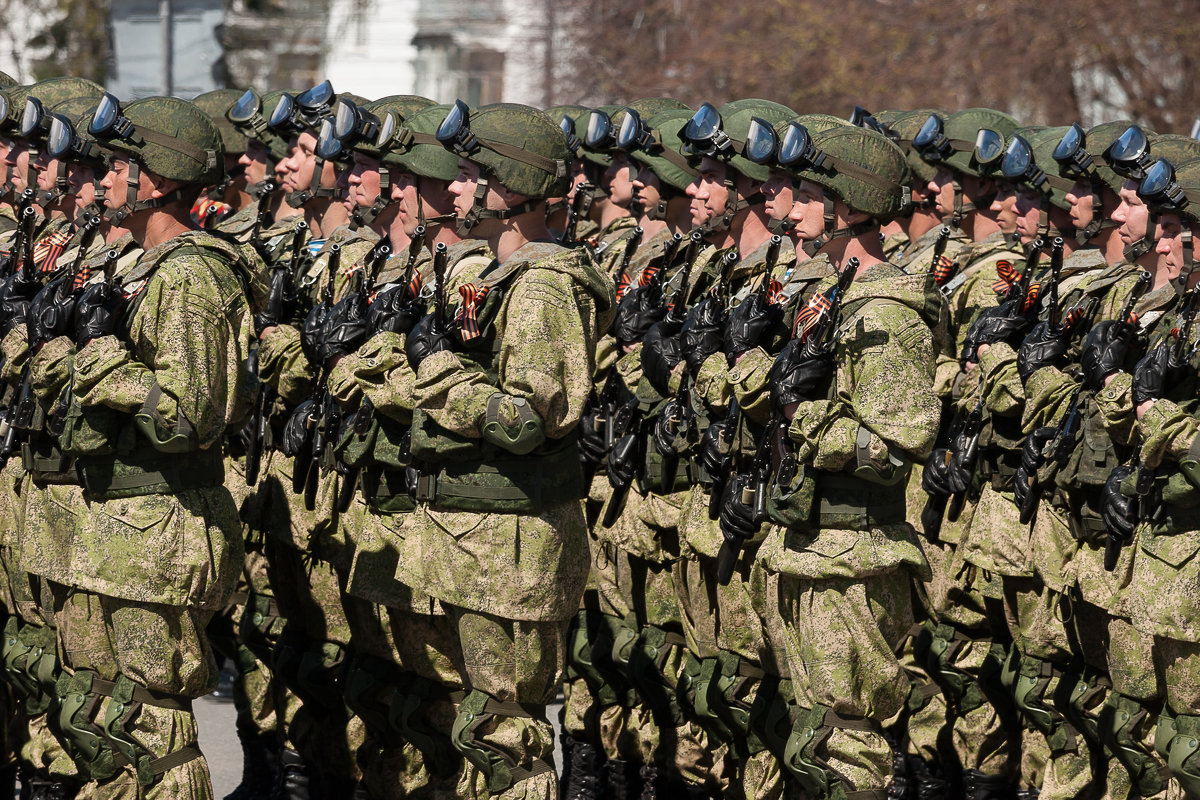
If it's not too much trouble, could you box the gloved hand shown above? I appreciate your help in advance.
[698,417,734,477]
[718,473,760,543]
[1080,320,1132,390]
[319,294,371,363]
[1013,426,1057,522]
[577,408,608,469]
[1101,464,1138,543]
[73,281,125,346]
[724,290,779,360]
[1131,343,1172,405]
[768,338,834,415]
[300,301,330,365]
[280,398,315,458]
[921,448,955,498]
[367,283,424,336]
[607,432,640,490]
[611,284,666,348]
[960,301,1032,366]
[680,295,726,375]
[404,312,454,371]
[652,396,691,456]
[641,318,684,396]
[28,278,76,347]
[1017,321,1069,382]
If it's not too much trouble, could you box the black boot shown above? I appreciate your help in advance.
[911,757,950,800]
[271,749,310,800]
[1015,789,1039,800]
[20,770,76,800]
[224,733,278,800]
[888,751,913,799]
[963,770,1014,800]
[561,735,604,800]
[605,759,641,800]
[639,764,662,800]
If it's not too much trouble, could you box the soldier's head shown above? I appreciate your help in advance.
[1001,127,1076,245]
[583,98,689,213]
[783,124,912,250]
[1053,121,1131,247]
[192,88,252,185]
[30,95,103,214]
[856,108,940,220]
[88,93,223,227]
[545,105,593,209]
[1104,125,1200,263]
[6,77,103,203]
[913,108,1018,227]
[266,80,348,208]
[679,98,796,242]
[332,95,434,229]
[618,106,697,224]
[757,114,844,239]
[227,88,293,198]
[46,104,113,223]
[435,100,570,238]
[375,103,463,239]
[1137,157,1200,289]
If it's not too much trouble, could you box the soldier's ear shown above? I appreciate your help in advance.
[148,173,181,199]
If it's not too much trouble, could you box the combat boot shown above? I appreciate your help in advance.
[224,733,279,800]
[271,749,310,800]
[605,758,641,800]
[561,734,603,800]
[962,770,1013,800]
[1015,788,1039,800]
[887,751,913,799]
[910,757,950,800]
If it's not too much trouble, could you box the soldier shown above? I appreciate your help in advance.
[191,88,257,231]
[388,100,612,800]
[32,92,252,799]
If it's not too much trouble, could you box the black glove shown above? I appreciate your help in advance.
[724,291,779,360]
[921,449,955,498]
[28,277,76,346]
[1013,427,1056,520]
[1016,321,1069,382]
[607,432,640,490]
[577,408,608,469]
[611,284,666,348]
[367,283,424,336]
[1131,343,1172,405]
[680,295,726,374]
[718,473,760,543]
[319,294,371,363]
[1080,320,1131,391]
[280,399,315,458]
[960,302,1032,366]
[404,312,454,371]
[300,301,330,365]
[768,338,834,414]
[73,281,126,346]
[641,318,685,396]
[652,397,691,456]
[1101,464,1138,543]
[698,418,733,477]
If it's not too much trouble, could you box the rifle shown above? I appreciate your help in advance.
[432,241,448,327]
[597,373,640,529]
[334,239,393,512]
[714,256,859,584]
[296,243,341,507]
[562,186,589,247]
[248,177,280,258]
[614,225,644,297]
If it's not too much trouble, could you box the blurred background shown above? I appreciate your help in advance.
[2,0,1198,132]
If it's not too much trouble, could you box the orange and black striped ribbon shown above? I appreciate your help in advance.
[34,229,73,274]
[454,282,493,342]
[990,259,1019,295]
[792,287,833,340]
[933,254,955,286]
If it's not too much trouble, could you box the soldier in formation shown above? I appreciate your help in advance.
[0,70,1199,800]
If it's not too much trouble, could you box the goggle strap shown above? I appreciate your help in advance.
[119,123,219,173]
[476,136,566,181]
[808,153,907,199]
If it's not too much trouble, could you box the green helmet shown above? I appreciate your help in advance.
[89,93,223,185]
[1001,126,1074,211]
[15,77,104,143]
[627,108,699,193]
[577,104,623,168]
[0,72,14,90]
[1139,156,1200,224]
[227,88,293,163]
[875,109,941,184]
[681,99,797,182]
[780,113,845,140]
[545,104,589,158]
[919,108,1019,177]
[582,97,690,164]
[794,124,913,222]
[192,89,250,155]
[384,103,459,181]
[1102,123,1165,182]
[350,95,435,159]
[438,101,569,200]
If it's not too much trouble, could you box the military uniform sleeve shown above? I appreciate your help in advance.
[729,346,774,424]
[74,254,237,448]
[258,323,312,403]
[415,268,596,439]
[1138,398,1200,469]
[1022,365,1078,431]
[354,331,417,422]
[976,342,1024,417]
[693,351,731,413]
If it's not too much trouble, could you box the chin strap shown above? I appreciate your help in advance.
[351,165,393,229]
[454,174,539,237]
[285,154,340,208]
[38,160,71,207]
[103,160,188,226]
[1077,180,1116,245]
[698,174,763,236]
[950,178,975,227]
[1171,226,1194,294]
[767,217,795,236]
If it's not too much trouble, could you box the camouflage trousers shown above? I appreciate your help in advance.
[51,582,217,799]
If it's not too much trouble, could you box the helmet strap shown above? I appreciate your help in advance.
[455,174,539,237]
[352,166,393,229]
[285,154,339,208]
[38,161,71,207]
[102,159,188,224]
[1123,210,1157,263]
[950,178,976,226]
[767,216,794,236]
[1078,181,1115,244]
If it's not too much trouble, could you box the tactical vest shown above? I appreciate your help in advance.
[408,254,586,514]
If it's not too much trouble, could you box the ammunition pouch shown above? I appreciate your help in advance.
[690,656,737,748]
[626,625,686,726]
[20,438,74,485]
[1099,692,1169,797]
[450,689,554,794]
[75,442,224,500]
[782,703,885,800]
[766,463,817,528]
[410,409,583,513]
[1155,710,1200,798]
[1013,655,1078,756]
[808,471,907,530]
[977,447,1021,492]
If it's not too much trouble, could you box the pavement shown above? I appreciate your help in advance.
[194,686,565,797]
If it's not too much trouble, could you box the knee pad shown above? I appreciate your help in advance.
[1156,711,1200,799]
[1052,663,1108,750]
[748,675,794,765]
[1100,691,1167,797]
[704,651,764,758]
[923,622,988,716]
[690,656,736,747]
[1012,654,1077,756]
[626,625,684,726]
[2,619,41,703]
[449,689,553,795]
[54,670,121,782]
[387,675,461,778]
[100,674,201,787]
[16,622,58,715]
[609,614,641,703]
[782,703,880,799]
